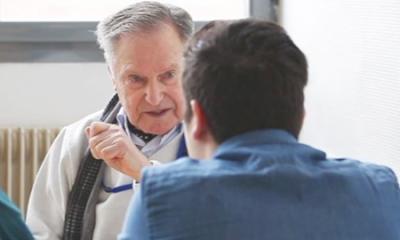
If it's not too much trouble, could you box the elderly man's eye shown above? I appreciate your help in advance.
[128,75,145,84]
[160,71,176,82]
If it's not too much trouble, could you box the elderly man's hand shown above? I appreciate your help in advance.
[85,122,151,181]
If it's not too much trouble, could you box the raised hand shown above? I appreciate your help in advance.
[86,122,151,181]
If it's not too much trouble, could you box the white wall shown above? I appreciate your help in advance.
[281,0,400,175]
[0,63,113,128]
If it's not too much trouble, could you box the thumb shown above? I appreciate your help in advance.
[88,122,111,137]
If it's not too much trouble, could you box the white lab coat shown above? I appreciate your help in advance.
[26,111,182,240]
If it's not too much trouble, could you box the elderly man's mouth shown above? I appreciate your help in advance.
[145,108,172,117]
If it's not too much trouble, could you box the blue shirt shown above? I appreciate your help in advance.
[119,129,400,240]
[0,188,33,240]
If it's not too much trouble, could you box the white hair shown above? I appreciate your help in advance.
[96,1,193,63]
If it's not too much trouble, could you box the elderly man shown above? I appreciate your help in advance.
[26,2,192,240]
[119,19,400,240]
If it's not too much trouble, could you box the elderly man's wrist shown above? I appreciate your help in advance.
[130,158,151,181]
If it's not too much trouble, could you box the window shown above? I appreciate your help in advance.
[0,0,249,21]
[0,0,275,62]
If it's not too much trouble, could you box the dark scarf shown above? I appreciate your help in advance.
[62,94,120,240]
[126,120,156,143]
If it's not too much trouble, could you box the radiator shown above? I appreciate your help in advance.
[0,128,60,215]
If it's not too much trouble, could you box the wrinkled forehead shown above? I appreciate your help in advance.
[110,26,186,75]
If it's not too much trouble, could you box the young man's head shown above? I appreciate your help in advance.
[183,20,308,159]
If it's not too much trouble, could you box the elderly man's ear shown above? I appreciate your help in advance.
[107,65,117,91]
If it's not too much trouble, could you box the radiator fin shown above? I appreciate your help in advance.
[0,128,60,215]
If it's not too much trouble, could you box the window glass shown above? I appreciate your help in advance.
[0,0,249,21]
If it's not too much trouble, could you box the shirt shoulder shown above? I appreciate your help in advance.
[141,157,235,199]
[142,157,206,183]
[355,160,399,188]
[326,158,398,184]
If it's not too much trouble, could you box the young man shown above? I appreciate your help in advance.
[26,2,192,239]
[119,20,400,240]
[0,188,33,240]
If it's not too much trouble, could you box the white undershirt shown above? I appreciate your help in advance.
[116,107,181,158]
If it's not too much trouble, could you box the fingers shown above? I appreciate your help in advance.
[101,144,124,161]
[86,122,112,138]
[88,127,119,149]
[93,133,125,158]
[84,123,150,179]
[86,123,119,158]
[91,133,119,159]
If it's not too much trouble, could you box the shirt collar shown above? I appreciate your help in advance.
[213,129,298,159]
[116,107,182,156]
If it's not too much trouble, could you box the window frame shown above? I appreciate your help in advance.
[0,0,277,62]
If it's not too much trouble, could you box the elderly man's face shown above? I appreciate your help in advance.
[110,24,186,135]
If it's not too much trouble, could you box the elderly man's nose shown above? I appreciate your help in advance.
[145,83,164,105]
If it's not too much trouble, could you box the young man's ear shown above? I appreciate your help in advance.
[189,100,209,141]
[300,107,306,129]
